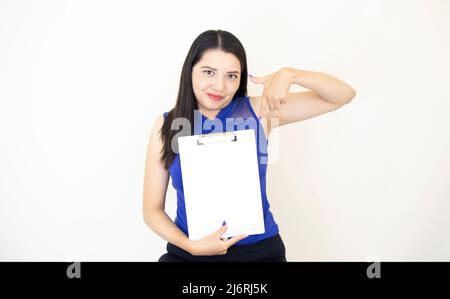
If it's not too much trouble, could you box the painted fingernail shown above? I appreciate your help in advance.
[249,74,254,78]
[222,221,226,226]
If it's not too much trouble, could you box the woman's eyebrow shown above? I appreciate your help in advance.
[200,65,240,74]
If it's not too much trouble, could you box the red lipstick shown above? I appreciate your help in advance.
[207,93,224,101]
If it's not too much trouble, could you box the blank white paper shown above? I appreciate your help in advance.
[178,129,265,240]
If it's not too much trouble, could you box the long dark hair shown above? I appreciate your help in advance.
[160,30,248,170]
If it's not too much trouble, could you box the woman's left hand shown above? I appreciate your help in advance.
[248,67,296,115]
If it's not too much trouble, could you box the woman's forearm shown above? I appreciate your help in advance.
[286,67,356,105]
[144,208,192,254]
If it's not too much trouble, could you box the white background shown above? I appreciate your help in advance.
[1,0,449,261]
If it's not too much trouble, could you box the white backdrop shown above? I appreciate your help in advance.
[1,0,449,261]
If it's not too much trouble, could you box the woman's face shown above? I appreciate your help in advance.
[192,49,241,119]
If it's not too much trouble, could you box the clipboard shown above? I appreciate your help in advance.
[178,129,265,240]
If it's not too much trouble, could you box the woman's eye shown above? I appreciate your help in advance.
[203,70,238,80]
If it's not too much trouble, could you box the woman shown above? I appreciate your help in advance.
[143,29,356,262]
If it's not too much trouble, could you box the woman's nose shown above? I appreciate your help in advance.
[213,77,225,91]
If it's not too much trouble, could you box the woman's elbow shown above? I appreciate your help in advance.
[142,202,164,228]
[343,87,357,104]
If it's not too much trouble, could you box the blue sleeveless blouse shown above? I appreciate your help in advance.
[163,95,280,246]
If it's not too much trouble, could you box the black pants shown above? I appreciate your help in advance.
[158,234,287,262]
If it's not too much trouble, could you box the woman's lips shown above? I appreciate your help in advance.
[207,93,224,101]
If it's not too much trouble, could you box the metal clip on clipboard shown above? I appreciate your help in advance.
[196,132,237,145]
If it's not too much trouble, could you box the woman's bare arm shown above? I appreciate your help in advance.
[142,115,192,253]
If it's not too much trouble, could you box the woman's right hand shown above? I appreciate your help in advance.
[188,223,249,256]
